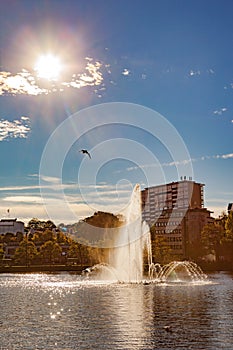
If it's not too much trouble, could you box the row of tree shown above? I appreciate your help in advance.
[0,213,123,267]
[200,211,233,262]
[1,211,233,268]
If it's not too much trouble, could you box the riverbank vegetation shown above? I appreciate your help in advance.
[0,212,123,269]
[0,211,232,272]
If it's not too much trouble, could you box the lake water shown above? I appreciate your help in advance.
[0,272,233,349]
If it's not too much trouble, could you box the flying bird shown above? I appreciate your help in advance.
[79,149,91,158]
[164,325,173,333]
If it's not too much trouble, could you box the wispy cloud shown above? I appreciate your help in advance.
[0,116,30,141]
[3,195,43,204]
[188,69,201,77]
[125,159,193,172]
[61,59,103,89]
[214,153,233,159]
[0,181,134,223]
[40,175,61,184]
[0,58,103,96]
[122,68,131,76]
[124,152,233,172]
[213,107,227,115]
[188,68,215,77]
[207,68,215,74]
[0,180,133,198]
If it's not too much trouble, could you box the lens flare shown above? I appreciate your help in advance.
[34,54,62,80]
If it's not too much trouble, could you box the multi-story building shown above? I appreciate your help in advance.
[141,179,213,259]
[0,218,24,234]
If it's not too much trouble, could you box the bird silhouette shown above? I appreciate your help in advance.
[164,325,173,332]
[79,149,91,158]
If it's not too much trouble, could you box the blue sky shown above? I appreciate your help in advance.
[0,0,232,223]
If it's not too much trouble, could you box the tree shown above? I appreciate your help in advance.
[16,231,24,242]
[32,229,56,244]
[225,211,233,243]
[152,235,172,265]
[56,231,70,244]
[43,229,56,242]
[0,244,4,260]
[39,241,62,264]
[27,218,43,230]
[44,220,56,230]
[223,212,233,261]
[27,218,56,231]
[73,211,123,243]
[187,239,204,261]
[14,239,38,265]
[201,221,225,262]
[69,212,124,264]
[2,232,15,243]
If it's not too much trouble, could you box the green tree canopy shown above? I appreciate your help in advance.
[27,218,56,231]
[225,211,233,243]
[2,232,15,243]
[0,244,4,259]
[69,211,124,249]
[14,239,38,265]
[32,229,56,244]
[201,221,225,261]
[151,234,173,265]
[56,231,70,244]
[83,211,124,228]
[39,241,62,264]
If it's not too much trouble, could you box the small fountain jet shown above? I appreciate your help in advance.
[79,149,91,159]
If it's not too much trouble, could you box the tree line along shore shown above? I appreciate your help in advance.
[1,211,233,273]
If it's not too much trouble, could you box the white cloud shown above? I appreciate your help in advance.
[213,107,227,115]
[0,185,40,192]
[189,69,201,77]
[125,159,192,172]
[40,175,61,184]
[122,68,131,76]
[3,195,43,204]
[218,153,233,159]
[0,58,103,96]
[205,205,227,218]
[124,152,233,173]
[207,68,215,74]
[0,70,47,95]
[0,116,30,141]
[0,181,133,224]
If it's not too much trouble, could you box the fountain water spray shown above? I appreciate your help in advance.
[85,184,207,284]
[149,261,207,282]
[109,184,151,282]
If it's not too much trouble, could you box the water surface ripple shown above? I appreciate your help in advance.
[0,272,233,349]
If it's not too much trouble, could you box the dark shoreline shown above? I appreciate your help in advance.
[0,262,233,274]
[197,261,233,272]
[0,264,88,274]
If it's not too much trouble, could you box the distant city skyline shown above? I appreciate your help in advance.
[0,0,233,224]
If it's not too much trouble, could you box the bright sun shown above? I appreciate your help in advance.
[34,54,62,80]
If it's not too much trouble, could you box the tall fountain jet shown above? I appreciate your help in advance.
[109,184,152,283]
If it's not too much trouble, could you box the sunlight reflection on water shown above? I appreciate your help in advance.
[0,272,233,349]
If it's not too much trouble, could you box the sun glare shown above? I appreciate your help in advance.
[34,54,62,80]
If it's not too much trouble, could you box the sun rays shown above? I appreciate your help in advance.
[34,54,62,80]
